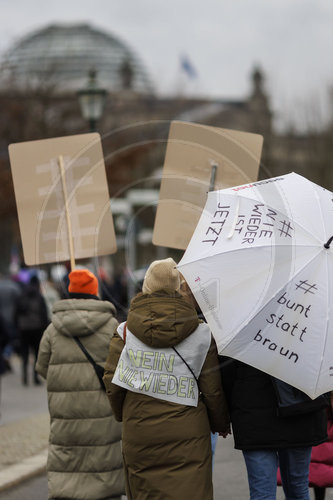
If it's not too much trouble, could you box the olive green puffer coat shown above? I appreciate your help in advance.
[36,298,125,500]
[103,291,230,500]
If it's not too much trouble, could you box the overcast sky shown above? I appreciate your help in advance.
[0,0,332,130]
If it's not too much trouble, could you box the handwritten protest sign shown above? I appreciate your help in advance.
[251,279,315,363]
[153,120,263,250]
[9,133,116,266]
[112,322,211,406]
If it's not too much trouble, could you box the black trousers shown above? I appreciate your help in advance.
[19,330,42,385]
[314,487,326,500]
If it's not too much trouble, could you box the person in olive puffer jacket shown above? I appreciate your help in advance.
[36,269,125,500]
[103,258,230,500]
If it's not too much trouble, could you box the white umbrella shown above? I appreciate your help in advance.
[178,173,333,399]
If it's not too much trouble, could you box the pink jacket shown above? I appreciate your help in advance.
[309,418,333,488]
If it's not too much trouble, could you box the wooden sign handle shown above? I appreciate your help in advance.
[58,155,76,271]
[209,160,218,192]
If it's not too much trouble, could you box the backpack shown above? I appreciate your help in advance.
[271,377,330,417]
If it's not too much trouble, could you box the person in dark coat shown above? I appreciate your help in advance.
[15,275,49,385]
[0,312,9,419]
[221,358,328,500]
[0,274,21,371]
[278,414,333,500]
[0,312,9,376]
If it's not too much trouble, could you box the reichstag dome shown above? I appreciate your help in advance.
[1,23,154,93]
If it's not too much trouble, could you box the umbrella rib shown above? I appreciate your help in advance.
[219,246,323,351]
[180,243,322,267]
[311,187,329,396]
[313,252,331,396]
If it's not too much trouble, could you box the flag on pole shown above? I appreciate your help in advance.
[180,55,198,79]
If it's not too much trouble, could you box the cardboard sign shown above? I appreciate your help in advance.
[9,133,116,265]
[153,121,263,250]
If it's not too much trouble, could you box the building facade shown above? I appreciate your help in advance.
[0,23,331,276]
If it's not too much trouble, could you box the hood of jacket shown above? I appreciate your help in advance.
[126,291,199,348]
[51,298,117,338]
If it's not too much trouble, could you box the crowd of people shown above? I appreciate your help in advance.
[1,258,332,499]
[0,265,128,387]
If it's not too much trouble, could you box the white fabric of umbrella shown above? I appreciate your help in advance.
[178,173,333,399]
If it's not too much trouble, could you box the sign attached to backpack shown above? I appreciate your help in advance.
[9,133,117,265]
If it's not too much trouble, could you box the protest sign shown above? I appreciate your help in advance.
[112,322,211,406]
[9,133,116,266]
[153,120,263,250]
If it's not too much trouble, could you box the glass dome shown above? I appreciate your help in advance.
[0,23,154,94]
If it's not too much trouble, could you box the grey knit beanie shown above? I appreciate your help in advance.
[142,258,180,294]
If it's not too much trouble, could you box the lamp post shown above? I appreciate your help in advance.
[77,68,107,132]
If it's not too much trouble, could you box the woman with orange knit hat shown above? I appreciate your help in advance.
[36,269,125,500]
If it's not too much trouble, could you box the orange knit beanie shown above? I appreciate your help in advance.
[68,269,98,296]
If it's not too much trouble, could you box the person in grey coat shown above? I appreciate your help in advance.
[36,268,125,500]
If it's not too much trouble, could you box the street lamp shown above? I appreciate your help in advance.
[77,68,107,132]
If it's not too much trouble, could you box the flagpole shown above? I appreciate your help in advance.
[58,155,76,271]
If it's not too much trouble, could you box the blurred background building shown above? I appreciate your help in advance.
[0,22,332,281]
